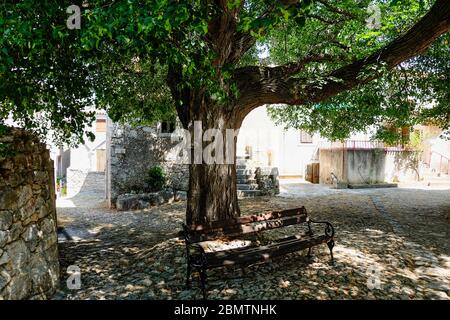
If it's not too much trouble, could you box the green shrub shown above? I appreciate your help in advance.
[145,166,166,192]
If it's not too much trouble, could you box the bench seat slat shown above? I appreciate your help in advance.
[205,233,322,260]
[196,232,310,255]
[189,214,308,242]
[205,234,330,268]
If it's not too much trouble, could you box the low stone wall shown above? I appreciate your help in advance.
[255,167,280,195]
[0,127,59,299]
[116,189,187,211]
[346,149,386,184]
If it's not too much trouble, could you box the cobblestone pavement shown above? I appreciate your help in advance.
[53,181,450,300]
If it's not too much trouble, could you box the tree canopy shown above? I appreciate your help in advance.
[1,0,450,223]
[1,0,449,144]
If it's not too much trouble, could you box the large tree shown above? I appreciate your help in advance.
[1,0,450,225]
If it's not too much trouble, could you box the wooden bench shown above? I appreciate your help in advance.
[180,207,335,299]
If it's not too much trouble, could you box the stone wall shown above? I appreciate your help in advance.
[66,168,89,197]
[319,148,420,185]
[255,167,280,196]
[0,128,59,299]
[385,150,420,182]
[106,122,189,207]
[346,149,386,184]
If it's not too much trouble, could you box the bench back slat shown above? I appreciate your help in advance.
[190,207,306,231]
[186,207,308,243]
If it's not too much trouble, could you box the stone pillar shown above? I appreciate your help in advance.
[0,127,59,299]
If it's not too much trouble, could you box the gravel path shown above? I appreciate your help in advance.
[53,181,450,300]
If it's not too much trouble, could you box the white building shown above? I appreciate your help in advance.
[54,112,107,196]
[237,106,373,178]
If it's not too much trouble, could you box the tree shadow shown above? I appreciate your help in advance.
[53,186,450,300]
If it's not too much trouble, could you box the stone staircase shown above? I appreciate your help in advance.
[235,156,280,198]
[420,165,450,186]
[236,164,265,198]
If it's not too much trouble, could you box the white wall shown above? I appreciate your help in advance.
[237,106,378,177]
[67,114,106,172]
[237,106,320,177]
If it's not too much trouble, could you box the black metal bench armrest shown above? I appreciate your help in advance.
[181,223,207,254]
[308,218,335,238]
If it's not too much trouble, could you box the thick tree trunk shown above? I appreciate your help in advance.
[166,0,450,226]
[166,63,245,225]
[171,88,244,225]
[186,106,243,225]
[187,161,240,225]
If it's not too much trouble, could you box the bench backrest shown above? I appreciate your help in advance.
[184,207,308,243]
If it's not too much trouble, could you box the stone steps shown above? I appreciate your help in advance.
[236,165,260,197]
[237,178,257,184]
[236,168,255,175]
[237,190,265,198]
[237,183,259,190]
[236,163,279,198]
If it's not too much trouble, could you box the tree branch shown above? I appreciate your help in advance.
[316,0,358,19]
[234,0,450,115]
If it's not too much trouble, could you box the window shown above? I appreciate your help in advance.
[160,121,176,134]
[244,145,253,160]
[299,130,313,143]
[96,119,106,133]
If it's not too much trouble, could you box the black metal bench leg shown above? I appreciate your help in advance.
[186,261,192,289]
[327,240,335,265]
[307,247,312,258]
[199,266,207,300]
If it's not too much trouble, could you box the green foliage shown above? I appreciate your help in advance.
[0,124,14,157]
[267,0,449,142]
[144,166,166,192]
[0,0,448,146]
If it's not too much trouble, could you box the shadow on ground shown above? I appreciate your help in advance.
[54,179,450,300]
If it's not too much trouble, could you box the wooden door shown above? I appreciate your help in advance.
[96,149,106,172]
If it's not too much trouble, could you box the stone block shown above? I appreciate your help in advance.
[174,191,187,201]
[159,189,174,203]
[40,232,57,251]
[4,273,31,300]
[40,218,55,235]
[6,239,30,274]
[0,251,10,266]
[0,230,7,247]
[17,185,33,208]
[116,195,140,211]
[0,270,11,291]
[0,211,13,231]
[0,188,19,210]
[7,222,23,243]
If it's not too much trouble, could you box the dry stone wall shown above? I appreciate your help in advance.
[106,123,189,207]
[0,127,59,299]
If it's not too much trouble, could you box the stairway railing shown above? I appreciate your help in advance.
[425,150,450,175]
[318,140,410,151]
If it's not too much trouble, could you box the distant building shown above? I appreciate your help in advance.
[52,106,449,202]
[53,111,107,196]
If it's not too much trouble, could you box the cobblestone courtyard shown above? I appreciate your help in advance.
[53,180,450,300]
